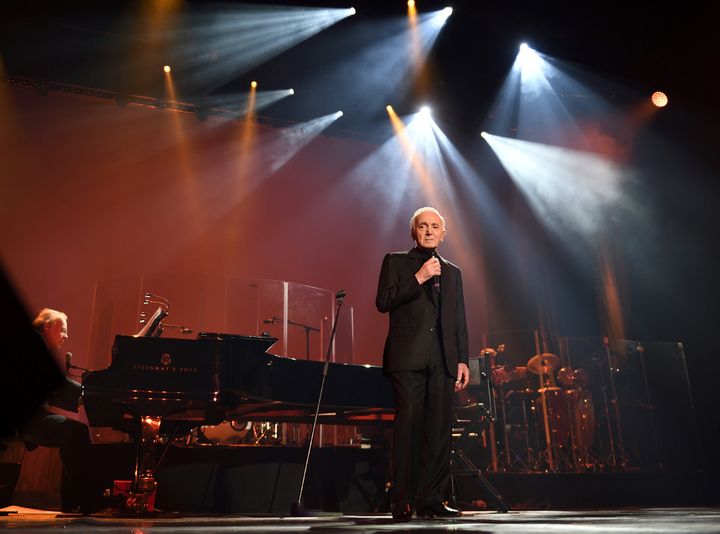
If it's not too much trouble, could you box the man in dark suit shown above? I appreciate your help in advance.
[376,206,470,521]
[20,308,106,514]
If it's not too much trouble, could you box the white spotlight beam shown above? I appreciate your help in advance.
[482,133,631,240]
[269,111,344,173]
[189,89,294,120]
[176,6,355,90]
[412,9,454,53]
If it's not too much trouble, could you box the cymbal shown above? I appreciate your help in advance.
[527,353,560,375]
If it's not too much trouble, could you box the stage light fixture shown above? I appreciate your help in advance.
[337,110,344,117]
[288,88,295,95]
[651,91,668,108]
[163,65,171,73]
[432,6,452,25]
[407,0,417,17]
[516,42,542,73]
[250,81,258,88]
[386,105,394,112]
[419,105,432,117]
[349,7,356,15]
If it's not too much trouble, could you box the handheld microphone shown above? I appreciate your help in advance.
[431,250,440,292]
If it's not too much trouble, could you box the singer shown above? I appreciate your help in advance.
[376,206,470,522]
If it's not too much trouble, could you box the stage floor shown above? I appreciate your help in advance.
[2,506,720,533]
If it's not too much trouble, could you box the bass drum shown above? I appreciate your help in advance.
[538,387,570,448]
[564,389,595,450]
[200,420,252,445]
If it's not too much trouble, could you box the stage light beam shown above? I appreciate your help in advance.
[177,5,356,93]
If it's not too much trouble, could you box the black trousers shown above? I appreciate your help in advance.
[21,409,97,511]
[388,337,454,508]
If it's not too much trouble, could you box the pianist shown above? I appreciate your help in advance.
[376,206,470,522]
[20,308,106,514]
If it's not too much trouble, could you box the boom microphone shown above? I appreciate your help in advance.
[65,352,72,373]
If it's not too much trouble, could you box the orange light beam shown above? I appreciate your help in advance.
[386,106,439,203]
[163,68,201,221]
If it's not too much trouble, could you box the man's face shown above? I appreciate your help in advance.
[413,211,446,250]
[44,318,68,351]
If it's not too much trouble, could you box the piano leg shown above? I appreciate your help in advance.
[128,415,162,513]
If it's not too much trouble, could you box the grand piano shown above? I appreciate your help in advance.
[82,331,395,508]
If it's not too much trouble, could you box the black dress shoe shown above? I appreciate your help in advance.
[391,502,413,522]
[417,502,461,518]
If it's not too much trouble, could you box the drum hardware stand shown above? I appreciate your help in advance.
[500,389,535,472]
[291,290,346,517]
[449,351,511,513]
[537,384,556,471]
[522,398,541,471]
[603,337,627,469]
[677,341,704,470]
[263,316,319,359]
[498,384,513,469]
[596,359,618,470]
[636,342,663,469]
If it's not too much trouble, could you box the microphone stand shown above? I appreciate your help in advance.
[265,316,320,359]
[291,290,346,516]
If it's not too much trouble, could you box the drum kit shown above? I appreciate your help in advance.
[486,350,596,472]
[197,420,283,446]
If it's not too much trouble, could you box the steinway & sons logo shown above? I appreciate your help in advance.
[131,352,199,373]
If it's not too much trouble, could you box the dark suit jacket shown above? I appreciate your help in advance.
[376,247,469,376]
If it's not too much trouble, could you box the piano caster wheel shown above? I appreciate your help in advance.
[125,477,157,513]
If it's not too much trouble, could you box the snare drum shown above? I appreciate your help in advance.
[492,365,528,387]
